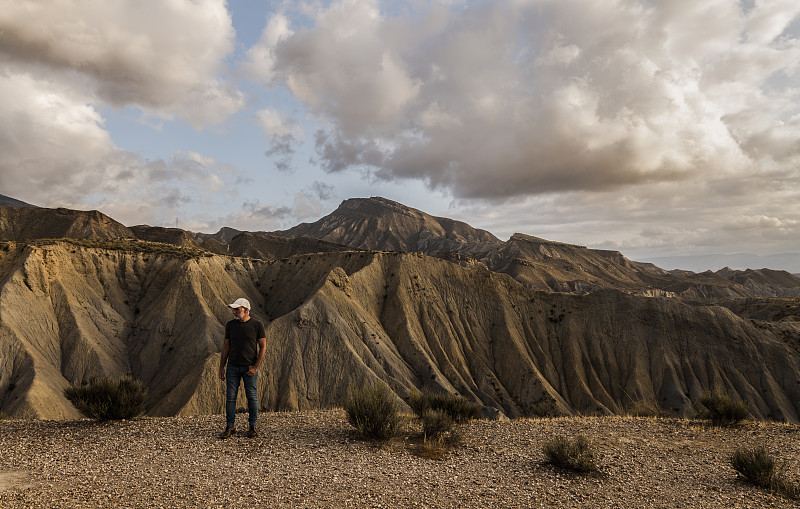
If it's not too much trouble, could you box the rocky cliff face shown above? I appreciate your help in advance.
[2,241,798,422]
[129,225,202,249]
[0,206,132,242]
[194,227,242,245]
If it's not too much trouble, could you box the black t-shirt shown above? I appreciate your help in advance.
[225,318,266,366]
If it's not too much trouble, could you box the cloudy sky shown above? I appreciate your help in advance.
[1,0,799,262]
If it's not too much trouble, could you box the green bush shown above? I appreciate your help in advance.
[693,390,749,425]
[421,408,455,438]
[342,382,402,440]
[542,435,599,473]
[407,389,482,423]
[64,375,147,420]
[731,447,799,499]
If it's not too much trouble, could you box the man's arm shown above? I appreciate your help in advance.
[247,337,267,376]
[218,337,230,380]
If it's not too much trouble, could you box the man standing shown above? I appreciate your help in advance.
[218,297,266,439]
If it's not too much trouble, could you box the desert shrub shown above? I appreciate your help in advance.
[542,435,599,473]
[407,389,482,423]
[528,398,562,418]
[731,447,799,499]
[693,390,749,425]
[342,382,402,440]
[64,375,147,421]
[421,408,455,438]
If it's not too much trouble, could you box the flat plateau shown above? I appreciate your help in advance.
[1,411,798,508]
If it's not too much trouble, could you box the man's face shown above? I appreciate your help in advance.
[232,307,247,321]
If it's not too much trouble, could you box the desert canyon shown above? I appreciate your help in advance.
[0,197,798,422]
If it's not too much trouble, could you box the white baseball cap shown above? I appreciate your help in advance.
[228,298,251,310]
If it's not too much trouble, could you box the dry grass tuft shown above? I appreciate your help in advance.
[731,446,799,500]
[64,375,147,421]
[693,391,750,426]
[342,382,403,441]
[542,434,600,473]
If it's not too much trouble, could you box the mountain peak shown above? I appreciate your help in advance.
[274,196,500,253]
[337,196,427,219]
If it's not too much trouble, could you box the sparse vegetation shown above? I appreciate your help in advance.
[407,389,482,424]
[542,435,599,473]
[64,375,147,421]
[411,430,463,460]
[35,238,213,259]
[420,408,455,438]
[342,382,403,440]
[731,446,799,500]
[693,390,750,425]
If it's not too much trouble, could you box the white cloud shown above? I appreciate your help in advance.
[0,0,243,126]
[723,215,798,231]
[242,13,293,82]
[85,150,243,228]
[250,0,800,203]
[197,198,309,233]
[0,72,115,199]
[254,108,305,142]
[293,192,324,220]
[255,108,291,138]
[0,0,248,226]
[251,0,420,134]
[0,67,242,227]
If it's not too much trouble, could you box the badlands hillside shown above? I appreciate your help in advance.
[0,199,798,423]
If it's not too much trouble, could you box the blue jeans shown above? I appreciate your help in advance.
[225,364,258,428]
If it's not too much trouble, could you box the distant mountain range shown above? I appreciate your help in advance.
[4,192,795,273]
[642,253,800,274]
[1,196,799,300]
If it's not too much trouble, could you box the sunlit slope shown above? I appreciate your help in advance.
[1,242,798,421]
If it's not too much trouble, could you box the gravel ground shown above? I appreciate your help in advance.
[0,411,798,508]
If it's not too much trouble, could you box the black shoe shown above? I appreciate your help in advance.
[246,426,257,438]
[219,427,235,439]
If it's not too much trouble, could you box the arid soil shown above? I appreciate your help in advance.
[1,411,798,508]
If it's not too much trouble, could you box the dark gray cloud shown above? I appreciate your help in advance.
[243,201,293,220]
[264,133,297,173]
[309,181,335,201]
